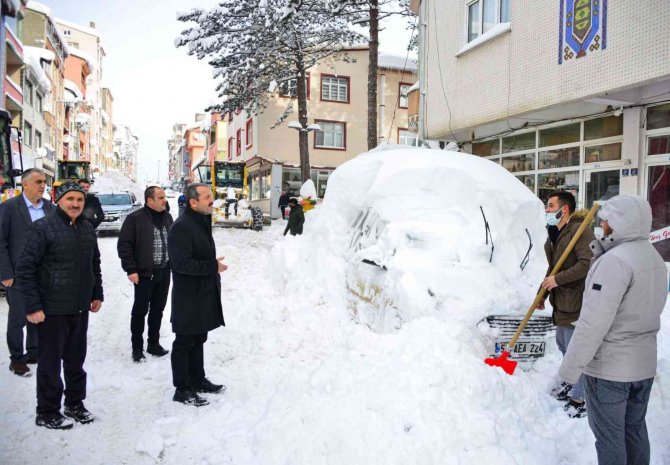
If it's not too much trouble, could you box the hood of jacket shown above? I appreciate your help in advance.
[591,195,652,258]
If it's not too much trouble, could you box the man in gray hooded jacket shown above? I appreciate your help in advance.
[559,195,667,465]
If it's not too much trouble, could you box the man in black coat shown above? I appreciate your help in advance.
[78,179,104,229]
[283,198,305,236]
[0,168,55,377]
[168,183,227,406]
[118,186,174,362]
[17,181,103,429]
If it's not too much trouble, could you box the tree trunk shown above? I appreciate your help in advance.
[296,63,311,182]
[367,0,379,150]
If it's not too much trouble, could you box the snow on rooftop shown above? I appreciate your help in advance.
[63,79,83,100]
[55,17,102,38]
[68,47,96,73]
[23,46,54,93]
[378,52,418,72]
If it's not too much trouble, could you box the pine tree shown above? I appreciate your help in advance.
[176,0,363,183]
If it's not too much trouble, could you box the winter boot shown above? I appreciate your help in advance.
[551,382,572,401]
[9,361,31,377]
[193,378,226,394]
[147,343,169,357]
[132,350,147,363]
[35,412,74,430]
[64,403,95,424]
[564,399,587,418]
[173,388,209,407]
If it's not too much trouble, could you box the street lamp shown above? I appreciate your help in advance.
[288,121,321,133]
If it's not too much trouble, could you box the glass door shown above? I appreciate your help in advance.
[647,164,670,262]
[584,168,621,236]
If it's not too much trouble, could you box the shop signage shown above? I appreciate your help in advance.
[558,0,608,64]
[650,226,670,244]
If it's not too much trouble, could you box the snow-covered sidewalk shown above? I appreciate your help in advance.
[0,222,669,464]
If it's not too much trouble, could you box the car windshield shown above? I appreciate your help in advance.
[98,194,132,206]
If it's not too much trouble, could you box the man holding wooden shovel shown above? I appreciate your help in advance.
[537,191,594,418]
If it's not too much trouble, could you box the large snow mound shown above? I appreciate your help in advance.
[91,171,144,200]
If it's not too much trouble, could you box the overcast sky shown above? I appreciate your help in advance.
[50,1,415,182]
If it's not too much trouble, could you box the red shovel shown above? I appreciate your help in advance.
[484,203,600,375]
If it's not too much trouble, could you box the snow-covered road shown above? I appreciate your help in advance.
[0,215,669,464]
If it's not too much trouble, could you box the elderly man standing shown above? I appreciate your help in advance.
[560,195,667,465]
[118,186,173,362]
[0,168,54,377]
[168,183,226,406]
[17,181,103,429]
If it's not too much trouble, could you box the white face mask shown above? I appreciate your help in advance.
[545,208,564,227]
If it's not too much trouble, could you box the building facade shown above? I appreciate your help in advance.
[224,49,416,218]
[100,87,113,174]
[113,124,138,181]
[411,0,670,261]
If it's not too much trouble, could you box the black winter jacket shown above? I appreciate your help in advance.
[17,208,103,316]
[82,194,104,229]
[117,206,174,277]
[168,207,224,335]
[284,204,305,236]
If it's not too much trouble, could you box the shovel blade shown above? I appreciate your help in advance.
[484,351,518,375]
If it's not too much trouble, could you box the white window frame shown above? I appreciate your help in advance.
[399,84,411,108]
[398,129,417,146]
[321,76,349,103]
[315,121,345,149]
[466,0,510,44]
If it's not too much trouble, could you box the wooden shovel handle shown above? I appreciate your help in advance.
[506,202,600,351]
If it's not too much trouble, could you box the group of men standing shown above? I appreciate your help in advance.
[540,190,667,465]
[0,174,228,429]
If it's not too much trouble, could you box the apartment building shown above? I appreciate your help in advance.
[410,0,670,261]
[225,48,417,218]
[63,46,92,161]
[56,18,105,171]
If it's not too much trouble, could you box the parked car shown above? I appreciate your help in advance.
[96,191,142,234]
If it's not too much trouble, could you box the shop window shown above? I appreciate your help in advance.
[539,147,580,169]
[648,135,670,156]
[472,139,500,156]
[585,143,622,163]
[539,123,580,147]
[647,165,670,261]
[516,174,535,193]
[502,153,535,172]
[467,0,510,43]
[502,132,535,153]
[282,167,302,196]
[538,171,579,203]
[584,115,623,140]
[647,103,670,130]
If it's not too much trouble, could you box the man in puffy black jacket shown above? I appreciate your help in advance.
[17,181,103,430]
[283,198,305,236]
[118,186,173,362]
[168,183,226,407]
[78,179,104,229]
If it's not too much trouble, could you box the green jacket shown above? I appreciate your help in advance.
[543,210,595,326]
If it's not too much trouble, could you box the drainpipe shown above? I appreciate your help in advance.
[417,0,427,146]
[379,73,386,144]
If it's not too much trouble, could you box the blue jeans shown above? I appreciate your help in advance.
[556,325,585,401]
[585,376,654,465]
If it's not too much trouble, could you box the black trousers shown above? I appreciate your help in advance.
[131,268,170,351]
[6,285,37,361]
[171,333,207,389]
[36,312,88,415]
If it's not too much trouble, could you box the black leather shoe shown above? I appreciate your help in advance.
[147,343,169,357]
[64,403,94,424]
[132,350,147,363]
[9,361,31,377]
[193,378,226,394]
[173,388,209,406]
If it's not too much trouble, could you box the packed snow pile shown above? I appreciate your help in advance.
[91,171,144,200]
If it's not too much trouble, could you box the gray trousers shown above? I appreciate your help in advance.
[556,325,585,401]
[5,285,37,361]
[585,375,654,465]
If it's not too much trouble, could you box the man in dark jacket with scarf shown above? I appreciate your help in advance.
[78,179,104,229]
[538,190,594,418]
[168,183,226,406]
[118,186,173,362]
[283,198,304,236]
[17,181,103,429]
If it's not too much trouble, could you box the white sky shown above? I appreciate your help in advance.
[50,1,415,182]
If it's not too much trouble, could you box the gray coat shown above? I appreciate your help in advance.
[0,195,55,280]
[560,195,668,384]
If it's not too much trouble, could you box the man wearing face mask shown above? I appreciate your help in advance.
[537,190,595,418]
